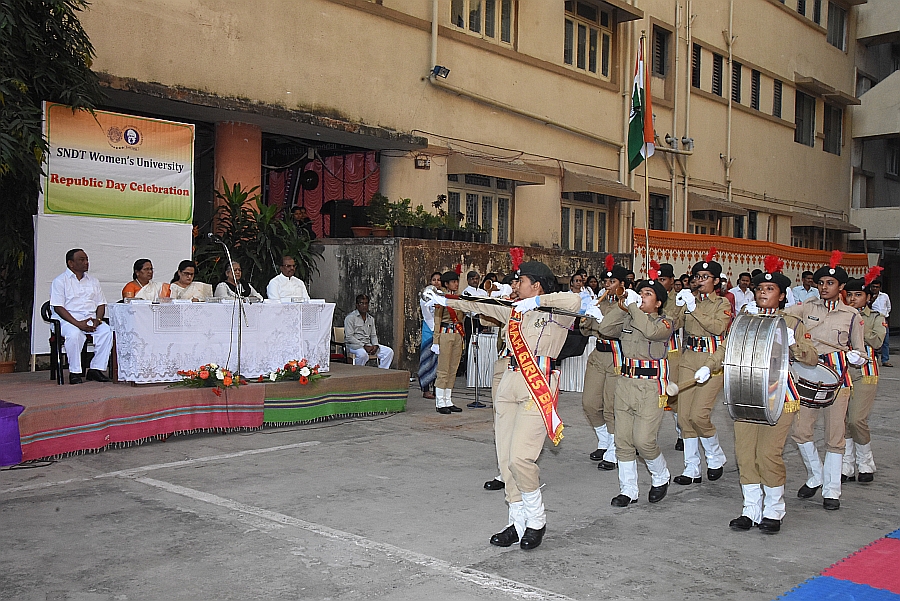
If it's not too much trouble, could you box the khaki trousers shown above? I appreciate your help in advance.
[613,377,665,463]
[435,332,463,388]
[734,410,795,487]
[791,388,850,454]
[846,368,877,445]
[677,349,723,439]
[581,350,619,434]
[495,369,551,503]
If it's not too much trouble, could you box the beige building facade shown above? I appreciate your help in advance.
[79,0,864,254]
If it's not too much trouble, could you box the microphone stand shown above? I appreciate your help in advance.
[212,237,244,378]
[467,327,486,408]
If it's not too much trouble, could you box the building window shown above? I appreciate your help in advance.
[887,141,900,177]
[497,197,510,244]
[649,194,668,231]
[691,43,701,89]
[797,0,806,16]
[731,61,742,103]
[652,26,670,77]
[823,103,842,155]
[689,211,718,236]
[451,0,513,44]
[564,1,612,79]
[712,53,724,96]
[561,192,608,250]
[751,69,760,110]
[794,91,816,147]
[448,191,461,219]
[773,79,783,118]
[481,195,493,234]
[827,2,846,51]
[813,0,822,24]
[734,215,745,239]
[748,211,758,240]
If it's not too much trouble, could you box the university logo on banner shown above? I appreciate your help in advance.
[42,102,195,223]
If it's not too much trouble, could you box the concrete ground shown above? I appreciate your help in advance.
[2,372,899,601]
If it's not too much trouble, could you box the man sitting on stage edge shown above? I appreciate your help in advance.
[344,294,394,369]
[50,248,113,384]
[266,255,310,302]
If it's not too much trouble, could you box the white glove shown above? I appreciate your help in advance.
[744,301,760,315]
[431,294,447,306]
[623,289,641,307]
[585,305,604,322]
[846,350,866,366]
[786,328,796,347]
[491,283,512,298]
[431,344,440,355]
[676,289,696,312]
[513,296,540,313]
[694,366,711,384]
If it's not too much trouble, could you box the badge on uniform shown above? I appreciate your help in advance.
[807,316,819,321]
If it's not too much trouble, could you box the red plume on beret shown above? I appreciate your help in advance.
[454,264,462,275]
[829,250,843,269]
[705,247,717,263]
[510,247,524,271]
[763,255,784,274]
[605,253,615,272]
[649,266,659,280]
[864,265,884,287]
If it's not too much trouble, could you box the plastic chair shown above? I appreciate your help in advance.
[41,300,100,385]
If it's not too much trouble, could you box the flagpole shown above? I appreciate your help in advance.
[641,32,651,277]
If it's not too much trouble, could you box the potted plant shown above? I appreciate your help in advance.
[390,198,414,237]
[367,193,392,236]
[0,320,20,373]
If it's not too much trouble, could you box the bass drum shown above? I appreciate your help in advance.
[723,313,790,425]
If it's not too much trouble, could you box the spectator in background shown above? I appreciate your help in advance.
[793,271,820,304]
[344,294,394,369]
[291,206,316,239]
[729,272,754,313]
[585,275,601,298]
[870,279,892,367]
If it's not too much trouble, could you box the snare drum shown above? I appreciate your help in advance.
[723,314,790,425]
[789,363,841,408]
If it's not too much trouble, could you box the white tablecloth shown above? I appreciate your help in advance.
[558,336,596,393]
[466,332,499,388]
[109,301,335,383]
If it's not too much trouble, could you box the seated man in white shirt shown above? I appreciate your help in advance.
[792,270,820,304]
[50,248,113,384]
[728,271,754,313]
[266,255,310,302]
[343,294,393,369]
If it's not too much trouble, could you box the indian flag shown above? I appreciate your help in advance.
[628,40,654,172]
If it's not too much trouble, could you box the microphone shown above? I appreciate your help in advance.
[207,232,222,243]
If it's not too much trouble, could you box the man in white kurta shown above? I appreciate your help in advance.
[50,249,113,384]
[266,255,310,302]
[343,295,393,368]
[728,272,754,313]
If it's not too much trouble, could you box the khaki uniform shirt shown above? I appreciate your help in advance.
[449,292,581,359]
[597,304,674,360]
[860,307,887,351]
[579,294,625,338]
[784,298,865,355]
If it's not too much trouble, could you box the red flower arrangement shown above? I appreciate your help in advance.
[171,363,246,395]
[257,358,328,385]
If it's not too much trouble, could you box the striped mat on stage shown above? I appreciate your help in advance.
[775,528,900,600]
[263,367,409,425]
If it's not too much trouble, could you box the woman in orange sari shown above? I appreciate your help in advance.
[122,259,169,300]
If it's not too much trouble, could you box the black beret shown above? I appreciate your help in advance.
[440,271,459,284]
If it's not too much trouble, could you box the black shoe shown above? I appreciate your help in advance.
[589,448,606,460]
[823,498,840,510]
[68,372,83,385]
[597,460,617,471]
[675,438,684,451]
[436,407,452,414]
[729,515,755,531]
[648,482,669,503]
[707,467,724,481]
[484,479,505,491]
[448,405,462,413]
[85,369,111,382]
[674,475,701,485]
[520,526,546,550]
[858,472,874,483]
[489,525,519,547]
[797,484,821,498]
[758,518,782,534]
[611,494,637,507]
[841,474,856,483]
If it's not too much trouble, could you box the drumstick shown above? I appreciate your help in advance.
[665,378,701,397]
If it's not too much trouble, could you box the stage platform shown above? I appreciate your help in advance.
[0,363,409,462]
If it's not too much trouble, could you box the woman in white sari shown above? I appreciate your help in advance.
[169,260,210,301]
[214,260,262,301]
[122,259,169,300]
